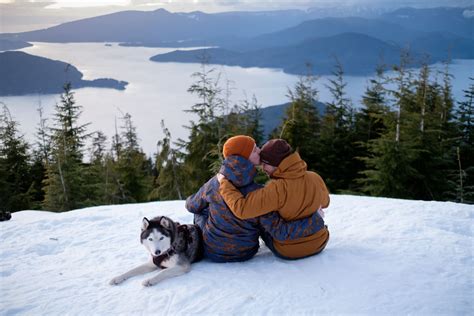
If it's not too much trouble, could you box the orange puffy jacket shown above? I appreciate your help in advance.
[219,152,330,258]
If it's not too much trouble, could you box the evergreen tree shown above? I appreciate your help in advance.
[358,53,423,199]
[278,70,321,167]
[113,113,153,203]
[357,54,460,200]
[440,61,456,133]
[391,50,416,144]
[82,131,110,205]
[354,64,390,192]
[359,131,422,198]
[318,59,359,192]
[0,105,32,211]
[236,95,265,146]
[396,60,457,200]
[409,62,455,200]
[27,153,46,210]
[35,102,51,166]
[452,78,474,203]
[28,103,51,209]
[149,120,184,201]
[355,64,389,144]
[43,83,90,211]
[178,61,223,195]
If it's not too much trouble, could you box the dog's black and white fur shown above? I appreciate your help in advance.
[109,216,203,287]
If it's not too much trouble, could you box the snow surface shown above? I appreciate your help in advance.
[1,195,473,315]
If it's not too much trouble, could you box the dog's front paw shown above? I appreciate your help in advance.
[109,276,126,286]
[142,279,156,287]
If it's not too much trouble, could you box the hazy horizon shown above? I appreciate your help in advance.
[1,0,472,33]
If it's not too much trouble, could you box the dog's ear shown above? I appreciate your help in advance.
[160,216,173,229]
[142,217,150,231]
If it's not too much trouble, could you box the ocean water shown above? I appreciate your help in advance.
[2,42,473,156]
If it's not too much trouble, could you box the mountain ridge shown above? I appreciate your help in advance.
[150,33,409,76]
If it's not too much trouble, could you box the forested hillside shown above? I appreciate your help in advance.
[0,51,128,95]
[0,58,473,212]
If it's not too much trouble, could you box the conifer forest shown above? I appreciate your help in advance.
[1,57,473,213]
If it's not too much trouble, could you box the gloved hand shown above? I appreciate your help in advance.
[317,207,325,219]
[217,173,226,183]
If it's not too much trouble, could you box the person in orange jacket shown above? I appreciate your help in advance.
[187,135,325,262]
[218,138,330,259]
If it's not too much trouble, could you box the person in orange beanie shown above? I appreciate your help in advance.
[218,138,330,260]
[222,135,259,163]
[186,135,323,262]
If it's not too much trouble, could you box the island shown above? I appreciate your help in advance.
[0,51,128,96]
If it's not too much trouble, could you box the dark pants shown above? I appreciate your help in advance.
[193,209,257,262]
[260,226,329,260]
[193,209,209,231]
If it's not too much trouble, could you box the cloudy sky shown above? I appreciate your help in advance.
[0,0,471,33]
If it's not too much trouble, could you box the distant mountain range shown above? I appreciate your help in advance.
[151,33,408,75]
[381,7,473,39]
[1,6,471,76]
[0,51,128,96]
[0,9,309,45]
[226,17,423,51]
[0,6,472,93]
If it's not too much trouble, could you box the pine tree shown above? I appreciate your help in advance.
[355,64,389,144]
[81,131,110,205]
[43,83,90,211]
[278,70,321,167]
[236,95,265,146]
[391,50,416,144]
[411,62,458,200]
[35,102,51,166]
[318,59,359,192]
[0,105,32,212]
[358,53,424,199]
[113,113,153,203]
[359,131,422,198]
[396,60,457,200]
[27,153,46,210]
[178,61,223,195]
[452,78,474,203]
[149,120,184,201]
[28,103,51,209]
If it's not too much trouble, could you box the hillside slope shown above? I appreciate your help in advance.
[0,51,128,95]
[0,195,472,315]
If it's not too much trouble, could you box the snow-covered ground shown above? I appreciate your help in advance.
[1,195,472,315]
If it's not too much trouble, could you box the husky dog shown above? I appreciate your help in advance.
[109,216,203,287]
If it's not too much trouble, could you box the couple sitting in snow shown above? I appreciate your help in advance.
[185,136,330,262]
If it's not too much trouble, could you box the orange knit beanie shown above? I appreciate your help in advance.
[223,135,255,159]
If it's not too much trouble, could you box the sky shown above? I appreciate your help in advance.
[0,0,472,33]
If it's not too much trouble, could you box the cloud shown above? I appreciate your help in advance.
[3,0,471,11]
[0,1,128,33]
[47,0,130,8]
[1,0,54,9]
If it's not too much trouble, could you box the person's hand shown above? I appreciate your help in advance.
[317,207,325,219]
[216,173,225,183]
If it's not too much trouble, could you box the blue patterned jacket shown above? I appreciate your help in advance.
[186,155,323,262]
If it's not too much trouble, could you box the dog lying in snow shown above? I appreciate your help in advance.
[109,216,203,287]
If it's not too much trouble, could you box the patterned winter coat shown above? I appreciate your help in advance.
[219,152,330,259]
[186,155,323,262]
